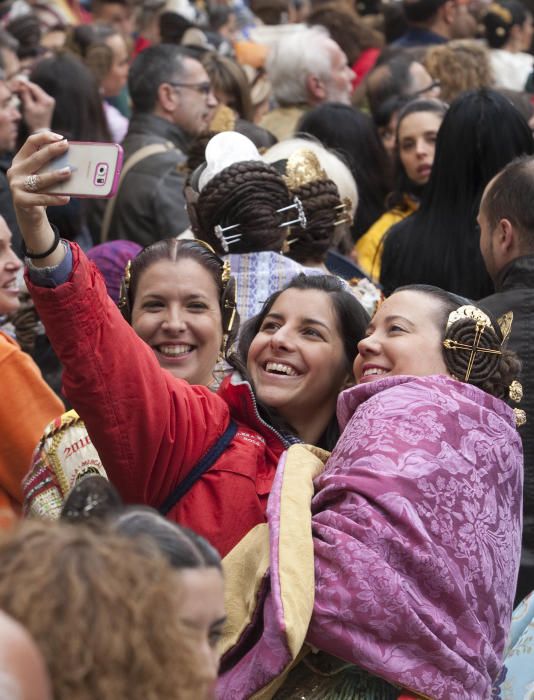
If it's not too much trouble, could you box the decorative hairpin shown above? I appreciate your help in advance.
[282,150,327,190]
[334,197,354,227]
[443,305,504,383]
[487,2,512,24]
[277,196,307,229]
[213,223,241,253]
[118,259,132,311]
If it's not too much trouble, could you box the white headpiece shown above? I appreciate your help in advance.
[198,131,263,192]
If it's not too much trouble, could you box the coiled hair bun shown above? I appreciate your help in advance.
[192,160,292,255]
[442,306,521,399]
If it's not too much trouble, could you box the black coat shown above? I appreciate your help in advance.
[479,255,534,576]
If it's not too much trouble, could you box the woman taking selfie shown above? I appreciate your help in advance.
[218,286,523,699]
[10,131,368,556]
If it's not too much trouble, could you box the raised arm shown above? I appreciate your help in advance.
[8,133,231,508]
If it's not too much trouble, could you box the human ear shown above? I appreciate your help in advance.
[307,74,325,103]
[498,218,516,254]
[157,83,178,113]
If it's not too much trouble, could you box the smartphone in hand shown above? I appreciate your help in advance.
[38,141,124,198]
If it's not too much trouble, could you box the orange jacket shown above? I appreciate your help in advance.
[0,332,64,527]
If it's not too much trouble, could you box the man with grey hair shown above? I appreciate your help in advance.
[103,44,217,246]
[260,26,354,141]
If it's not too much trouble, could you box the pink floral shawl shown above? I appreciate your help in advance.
[218,375,523,699]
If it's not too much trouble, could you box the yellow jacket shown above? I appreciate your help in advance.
[354,198,418,282]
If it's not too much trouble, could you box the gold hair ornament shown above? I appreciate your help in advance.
[118,259,132,311]
[191,238,237,354]
[282,150,327,190]
[443,305,506,383]
[487,3,513,24]
[334,197,354,227]
[514,408,527,427]
[509,379,523,403]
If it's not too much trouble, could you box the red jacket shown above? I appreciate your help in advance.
[27,244,288,556]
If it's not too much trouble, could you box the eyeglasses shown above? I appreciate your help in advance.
[412,80,441,98]
[168,81,213,96]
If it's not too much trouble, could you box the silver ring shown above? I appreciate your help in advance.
[23,174,40,192]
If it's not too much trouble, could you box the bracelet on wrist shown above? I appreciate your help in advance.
[21,225,61,260]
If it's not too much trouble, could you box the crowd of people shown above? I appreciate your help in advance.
[0,0,533,696]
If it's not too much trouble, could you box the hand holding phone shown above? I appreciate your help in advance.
[38,141,124,198]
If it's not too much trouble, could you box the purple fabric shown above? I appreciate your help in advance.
[218,450,294,698]
[219,374,523,700]
[86,241,142,305]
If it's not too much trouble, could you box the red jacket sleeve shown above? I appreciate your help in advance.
[26,243,231,508]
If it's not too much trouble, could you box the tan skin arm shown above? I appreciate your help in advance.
[7,131,73,268]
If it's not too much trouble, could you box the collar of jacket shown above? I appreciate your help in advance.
[495,254,534,293]
[218,372,291,450]
[127,112,193,152]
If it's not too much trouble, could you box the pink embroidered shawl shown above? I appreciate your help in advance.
[218,375,523,699]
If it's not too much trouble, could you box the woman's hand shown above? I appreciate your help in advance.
[7,131,72,267]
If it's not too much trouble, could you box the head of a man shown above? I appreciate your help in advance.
[267,27,354,108]
[478,155,534,283]
[128,44,217,137]
[403,0,473,39]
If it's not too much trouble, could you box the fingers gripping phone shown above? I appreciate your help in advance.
[39,141,124,198]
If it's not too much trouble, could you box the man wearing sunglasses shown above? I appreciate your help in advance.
[103,44,218,246]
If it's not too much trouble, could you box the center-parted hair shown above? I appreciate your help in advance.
[388,98,448,209]
[190,160,293,254]
[119,238,239,359]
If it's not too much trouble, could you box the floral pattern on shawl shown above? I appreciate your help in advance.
[308,375,523,699]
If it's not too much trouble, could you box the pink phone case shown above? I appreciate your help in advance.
[39,142,124,198]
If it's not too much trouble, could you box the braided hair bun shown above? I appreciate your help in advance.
[192,160,292,255]
[442,307,521,399]
[287,177,342,264]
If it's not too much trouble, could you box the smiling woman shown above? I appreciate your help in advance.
[218,284,525,700]
[12,130,369,557]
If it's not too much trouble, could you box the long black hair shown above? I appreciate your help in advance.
[297,103,392,240]
[380,89,534,298]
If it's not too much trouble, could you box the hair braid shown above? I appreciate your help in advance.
[192,161,292,254]
[443,317,521,399]
[287,178,341,264]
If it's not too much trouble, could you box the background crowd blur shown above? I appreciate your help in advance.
[1,0,534,695]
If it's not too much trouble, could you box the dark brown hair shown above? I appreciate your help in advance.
[397,285,521,399]
[190,161,293,255]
